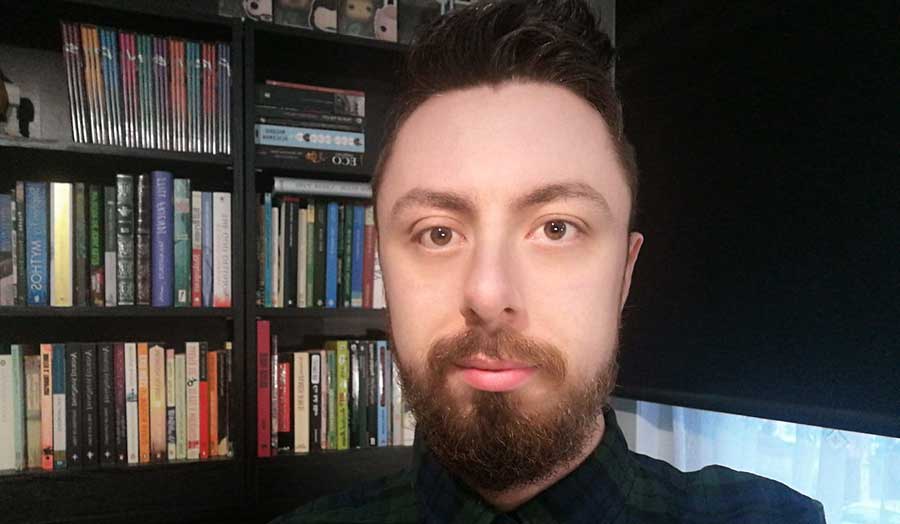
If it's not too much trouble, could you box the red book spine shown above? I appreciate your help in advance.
[207,350,218,458]
[362,206,375,308]
[256,320,271,457]
[198,342,209,460]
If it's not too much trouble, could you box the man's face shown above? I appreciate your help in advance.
[377,81,643,489]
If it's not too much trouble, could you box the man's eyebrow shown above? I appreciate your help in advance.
[513,181,612,216]
[390,188,477,219]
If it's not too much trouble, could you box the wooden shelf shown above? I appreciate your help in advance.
[0,136,233,165]
[0,306,233,318]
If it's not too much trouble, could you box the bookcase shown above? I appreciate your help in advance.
[0,1,410,523]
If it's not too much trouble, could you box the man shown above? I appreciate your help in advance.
[272,0,826,522]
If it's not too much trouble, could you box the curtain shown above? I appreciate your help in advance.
[627,400,900,524]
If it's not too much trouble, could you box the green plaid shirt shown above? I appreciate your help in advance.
[270,407,826,523]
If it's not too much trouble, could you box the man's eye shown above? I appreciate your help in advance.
[535,220,579,242]
[415,226,458,249]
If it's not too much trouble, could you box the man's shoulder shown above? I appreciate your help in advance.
[267,469,419,524]
[627,452,826,524]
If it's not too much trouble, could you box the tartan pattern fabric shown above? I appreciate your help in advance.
[270,407,826,524]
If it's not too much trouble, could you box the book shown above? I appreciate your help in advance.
[391,358,403,446]
[292,351,309,454]
[166,348,176,461]
[174,179,191,306]
[40,344,54,470]
[277,201,285,307]
[88,185,105,306]
[254,123,365,153]
[319,350,328,449]
[198,342,209,460]
[208,350,218,457]
[218,345,229,456]
[0,195,12,305]
[137,342,150,463]
[149,344,166,463]
[25,353,42,468]
[309,351,322,452]
[277,352,293,453]
[114,343,127,462]
[11,347,27,469]
[256,146,363,170]
[366,340,377,447]
[25,182,49,306]
[351,205,365,307]
[150,171,174,307]
[341,203,352,308]
[261,194,271,307]
[349,340,362,448]
[326,349,337,450]
[324,202,339,308]
[116,175,135,305]
[282,197,298,307]
[0,349,14,470]
[175,351,187,460]
[15,182,26,305]
[73,183,89,306]
[82,343,98,468]
[306,200,316,306]
[185,342,200,460]
[314,202,327,307]
[362,205,375,308]
[64,344,82,469]
[297,206,308,308]
[270,206,280,308]
[260,82,365,118]
[97,343,116,465]
[52,343,66,469]
[377,341,388,447]
[372,238,385,308]
[50,183,74,307]
[104,186,117,306]
[270,337,279,454]
[256,320,271,458]
[201,192,213,307]
[212,192,232,307]
[191,191,202,306]
[124,342,139,464]
[135,174,151,305]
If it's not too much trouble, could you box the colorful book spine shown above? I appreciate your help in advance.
[116,175,135,305]
[82,344,98,468]
[40,344,54,470]
[137,342,150,463]
[325,202,339,308]
[149,344,166,462]
[185,342,200,460]
[15,182,26,305]
[207,350,218,458]
[292,351,308,454]
[186,42,201,154]
[314,202,326,307]
[282,197,298,307]
[25,182,49,306]
[175,351,187,460]
[277,353,293,453]
[256,320,271,457]
[124,342,139,464]
[377,340,388,447]
[341,203,352,308]
[319,350,328,449]
[50,183,73,307]
[98,343,115,465]
[263,193,272,308]
[0,349,13,470]
[150,171,174,307]
[306,200,316,306]
[52,343,66,469]
[309,351,322,452]
[114,343,127,462]
[297,206,308,308]
[174,179,191,306]
[351,205,365,307]
[201,192,213,307]
[190,191,202,307]
[336,341,349,450]
[104,186,117,306]
[0,195,12,306]
[198,342,209,460]
[89,185,105,306]
[166,348,176,461]
[326,349,337,450]
[25,353,42,468]
[372,239,385,309]
[212,192,231,308]
[135,174,151,306]
[217,346,229,456]
[366,341,377,447]
[73,183,88,306]
[64,344,81,469]
[362,205,375,308]
[391,358,403,446]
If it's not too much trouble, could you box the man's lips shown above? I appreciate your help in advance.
[453,357,537,392]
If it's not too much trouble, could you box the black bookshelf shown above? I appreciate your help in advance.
[0,306,233,318]
[0,136,232,165]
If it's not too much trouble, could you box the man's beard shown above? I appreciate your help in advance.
[390,315,619,492]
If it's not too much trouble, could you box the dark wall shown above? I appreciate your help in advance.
[615,1,899,438]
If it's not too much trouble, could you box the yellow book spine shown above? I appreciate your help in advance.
[137,342,150,463]
[149,344,166,463]
[50,183,73,307]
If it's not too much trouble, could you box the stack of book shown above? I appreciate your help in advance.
[0,175,231,308]
[254,81,365,170]
[256,320,415,457]
[257,177,383,309]
[60,22,231,154]
[0,341,232,472]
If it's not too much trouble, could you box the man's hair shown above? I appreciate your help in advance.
[372,0,639,230]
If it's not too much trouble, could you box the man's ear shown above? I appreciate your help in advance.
[619,232,644,312]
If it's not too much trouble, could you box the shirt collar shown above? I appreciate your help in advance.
[411,405,637,524]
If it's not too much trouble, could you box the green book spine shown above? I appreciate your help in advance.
[314,201,327,307]
[305,200,315,308]
[89,185,104,306]
[326,349,337,450]
[341,202,353,308]
[11,345,26,470]
[336,203,344,307]
[74,183,88,306]
[335,341,349,450]
[173,179,191,306]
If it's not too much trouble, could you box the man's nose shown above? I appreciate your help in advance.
[460,237,525,334]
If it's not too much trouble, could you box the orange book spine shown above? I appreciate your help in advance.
[137,342,151,463]
[207,350,218,458]
[40,344,54,471]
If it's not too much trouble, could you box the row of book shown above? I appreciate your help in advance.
[256,321,414,457]
[0,176,232,308]
[0,341,232,472]
[255,81,365,171]
[61,22,231,154]
[257,177,384,309]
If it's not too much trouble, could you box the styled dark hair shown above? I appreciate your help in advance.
[373,0,639,230]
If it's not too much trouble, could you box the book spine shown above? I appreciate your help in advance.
[135,174,151,305]
[341,203,352,308]
[166,348,176,461]
[89,185,104,306]
[305,200,315,307]
[50,183,74,307]
[366,341,377,447]
[124,342,138,464]
[271,177,372,200]
[318,350,328,449]
[325,202,339,308]
[148,344,166,462]
[173,179,191,306]
[79,25,97,144]
[255,114,365,133]
[104,186,117,306]
[91,26,108,144]
[207,350,218,457]
[107,28,124,147]
[137,342,150,463]
[185,342,200,460]
[217,347,228,456]
[385,347,393,446]
[362,205,375,308]
[283,198,298,307]
[326,349,337,450]
[15,183,25,305]
[335,341,349,450]
[351,205,365,307]
[349,340,360,448]
[60,23,80,142]
[61,344,80,470]
[309,351,322,452]
[256,146,363,170]
[212,192,232,308]
[117,32,131,147]
[11,346,25,469]
[115,175,135,305]
[314,202,326,307]
[82,344,98,468]
[0,350,13,470]
[223,344,232,457]
[391,357,403,446]
[263,193,272,307]
[175,352,187,460]
[98,29,115,146]
[276,353,292,453]
[40,345,54,470]
[190,191,202,306]
[277,203,285,307]
[198,342,209,459]
[201,192,213,307]
[292,351,308,454]
[97,343,115,465]
[297,206,308,308]
[0,195,12,306]
[25,354,42,468]
[256,320,271,457]
[270,339,279,453]
[377,340,388,447]
[72,183,88,306]
[114,343,126,462]
[52,344,66,469]
[185,42,198,153]
[150,171,174,307]
[372,238,385,309]
[254,123,365,153]
[25,183,49,306]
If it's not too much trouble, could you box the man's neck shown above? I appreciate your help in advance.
[474,413,607,512]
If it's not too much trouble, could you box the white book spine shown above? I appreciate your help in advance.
[185,342,200,460]
[293,352,309,454]
[124,343,139,464]
[297,207,307,308]
[271,207,280,308]
[272,177,372,199]
[174,353,187,460]
[391,360,404,446]
[373,238,385,309]
[52,367,66,466]
[402,406,416,447]
[166,348,176,461]
[278,201,286,307]
[11,346,25,470]
[104,251,117,306]
[212,192,232,308]
[50,182,73,307]
[0,355,14,470]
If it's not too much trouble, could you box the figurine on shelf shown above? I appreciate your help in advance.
[274,0,313,28]
[373,2,398,41]
[338,0,397,41]
[0,67,34,138]
[310,0,338,33]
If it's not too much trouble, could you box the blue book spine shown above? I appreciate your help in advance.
[150,171,174,307]
[263,193,272,308]
[52,343,66,469]
[25,182,49,306]
[325,202,339,308]
[201,192,213,307]
[351,205,364,308]
[254,124,366,153]
[376,340,388,447]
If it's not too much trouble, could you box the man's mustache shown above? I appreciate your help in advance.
[427,328,567,385]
